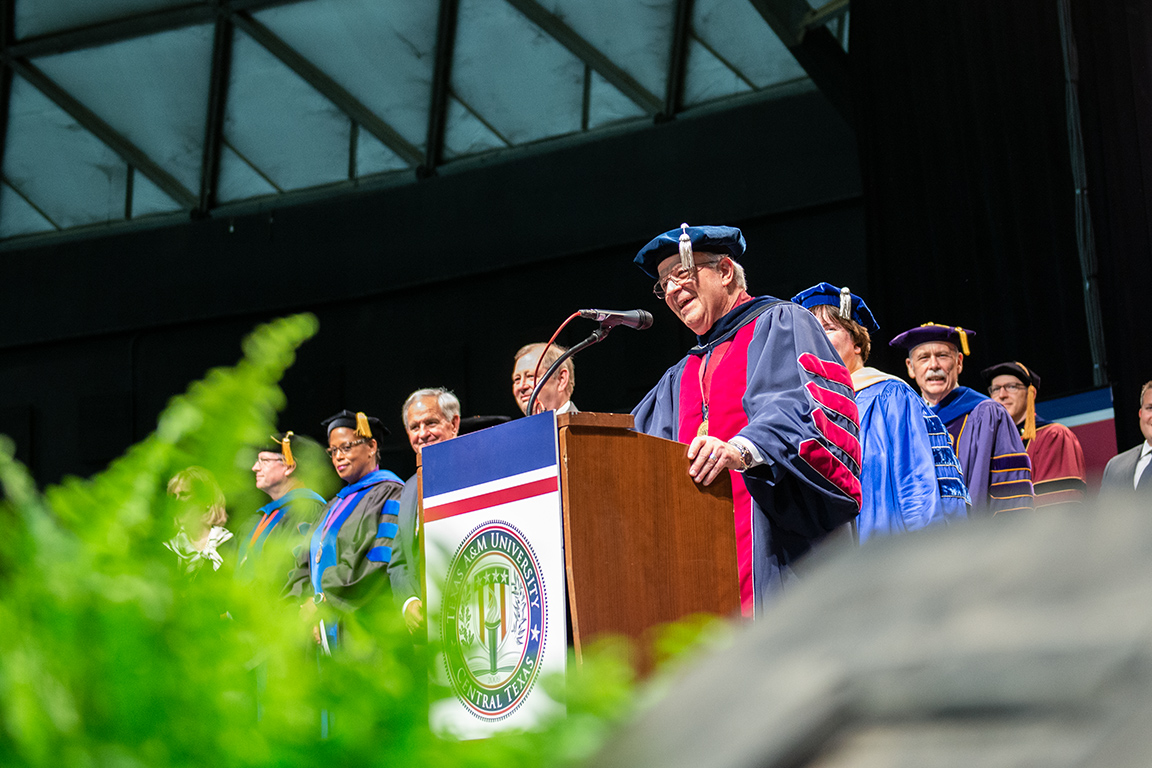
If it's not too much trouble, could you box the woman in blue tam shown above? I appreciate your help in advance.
[286,410,404,650]
[792,284,970,541]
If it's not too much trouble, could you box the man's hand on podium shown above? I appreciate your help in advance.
[687,436,744,486]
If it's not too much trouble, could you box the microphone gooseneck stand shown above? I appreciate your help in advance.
[526,326,611,417]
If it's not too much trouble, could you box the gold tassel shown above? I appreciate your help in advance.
[355,412,372,438]
[956,328,970,356]
[280,431,295,468]
[1022,385,1037,442]
[678,223,693,271]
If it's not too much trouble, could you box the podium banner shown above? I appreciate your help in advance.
[422,412,567,739]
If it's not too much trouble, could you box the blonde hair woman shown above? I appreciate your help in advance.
[165,466,233,573]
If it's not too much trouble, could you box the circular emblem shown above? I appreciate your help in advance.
[441,521,547,721]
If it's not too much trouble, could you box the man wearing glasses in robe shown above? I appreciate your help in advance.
[240,432,327,581]
[982,361,1086,508]
[631,224,862,619]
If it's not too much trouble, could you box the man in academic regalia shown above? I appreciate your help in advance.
[890,324,1034,516]
[631,224,862,618]
[391,388,461,634]
[981,361,1087,508]
[240,432,326,581]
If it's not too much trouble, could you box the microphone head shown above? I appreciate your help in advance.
[578,309,653,330]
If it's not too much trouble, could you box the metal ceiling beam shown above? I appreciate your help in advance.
[803,0,849,30]
[747,0,852,124]
[2,175,60,229]
[663,0,695,119]
[424,0,459,174]
[198,13,233,214]
[502,0,663,115]
[5,58,198,210]
[7,0,306,59]
[749,0,806,47]
[231,11,424,168]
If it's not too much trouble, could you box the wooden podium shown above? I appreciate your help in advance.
[554,413,739,660]
[420,412,739,657]
[420,411,738,735]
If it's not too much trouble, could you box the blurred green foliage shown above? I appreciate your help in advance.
[0,314,721,767]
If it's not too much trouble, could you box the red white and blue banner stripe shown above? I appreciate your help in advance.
[423,466,560,523]
[1036,387,1117,488]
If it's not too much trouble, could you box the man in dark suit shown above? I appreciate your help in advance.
[1101,381,1152,496]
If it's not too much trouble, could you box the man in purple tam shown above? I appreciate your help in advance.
[890,324,1033,515]
[631,224,862,618]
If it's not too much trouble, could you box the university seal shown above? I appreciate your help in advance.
[441,521,547,721]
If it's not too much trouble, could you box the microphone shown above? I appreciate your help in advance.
[578,308,654,330]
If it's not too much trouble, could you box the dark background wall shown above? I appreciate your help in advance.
[849,0,1095,394]
[1072,0,1152,441]
[1,87,869,485]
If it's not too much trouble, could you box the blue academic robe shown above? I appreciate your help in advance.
[932,387,1034,515]
[236,487,326,579]
[852,369,969,542]
[633,297,862,617]
[286,468,404,646]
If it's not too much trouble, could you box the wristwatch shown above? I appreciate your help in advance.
[734,442,753,472]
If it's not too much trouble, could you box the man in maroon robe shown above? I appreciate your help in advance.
[982,361,1086,507]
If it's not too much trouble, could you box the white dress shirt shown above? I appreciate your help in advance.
[1134,442,1152,490]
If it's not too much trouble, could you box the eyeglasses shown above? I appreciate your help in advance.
[326,438,368,457]
[989,383,1027,395]
[653,258,721,299]
[255,456,285,466]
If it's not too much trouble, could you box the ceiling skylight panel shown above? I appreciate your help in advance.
[15,0,190,39]
[542,0,676,99]
[256,0,438,153]
[130,172,182,218]
[452,0,584,146]
[0,183,56,238]
[692,0,806,89]
[224,29,353,193]
[3,75,131,229]
[354,130,410,176]
[442,95,508,160]
[682,37,754,107]
[586,71,648,129]
[33,24,214,194]
[215,144,279,203]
